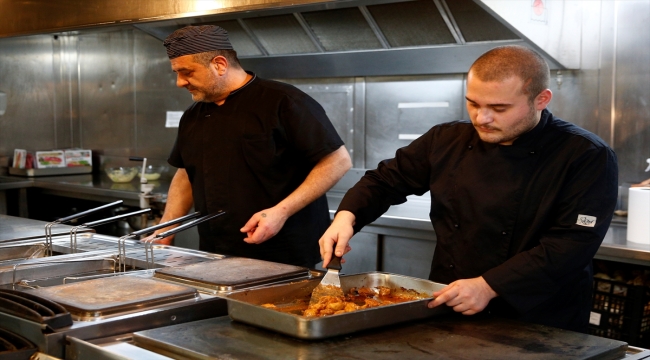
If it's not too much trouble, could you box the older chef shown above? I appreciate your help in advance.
[319,45,618,332]
[155,25,351,267]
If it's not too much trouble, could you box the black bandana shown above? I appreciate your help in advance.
[163,25,234,59]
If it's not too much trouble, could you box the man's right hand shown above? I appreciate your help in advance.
[319,211,355,267]
[141,231,174,246]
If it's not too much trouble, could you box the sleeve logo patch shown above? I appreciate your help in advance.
[576,215,597,227]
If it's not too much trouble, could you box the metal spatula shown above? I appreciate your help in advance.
[309,255,344,306]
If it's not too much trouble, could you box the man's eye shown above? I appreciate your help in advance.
[493,107,506,112]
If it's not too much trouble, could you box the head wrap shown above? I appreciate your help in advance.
[163,25,234,60]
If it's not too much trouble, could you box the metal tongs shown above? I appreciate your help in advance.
[68,208,152,254]
[138,211,226,269]
[115,211,201,271]
[44,200,123,256]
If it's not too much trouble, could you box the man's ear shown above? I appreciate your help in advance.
[535,89,553,110]
[212,56,228,75]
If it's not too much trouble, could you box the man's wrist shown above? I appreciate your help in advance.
[334,210,356,226]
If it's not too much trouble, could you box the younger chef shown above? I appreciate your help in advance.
[319,45,618,332]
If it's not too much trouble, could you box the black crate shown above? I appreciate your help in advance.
[589,276,650,346]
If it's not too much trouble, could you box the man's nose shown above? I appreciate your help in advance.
[475,108,493,125]
[176,75,188,88]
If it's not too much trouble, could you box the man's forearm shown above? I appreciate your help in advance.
[275,146,351,217]
[156,168,194,233]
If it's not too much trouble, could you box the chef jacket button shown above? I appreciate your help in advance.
[530,151,535,154]
[449,264,454,268]
[205,114,210,117]
[502,231,507,235]
[468,145,473,150]
[454,224,459,228]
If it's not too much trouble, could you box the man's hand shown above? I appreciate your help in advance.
[140,232,173,246]
[240,207,288,244]
[319,211,355,267]
[428,276,497,315]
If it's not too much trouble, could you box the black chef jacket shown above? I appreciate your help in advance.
[169,73,344,267]
[338,109,618,332]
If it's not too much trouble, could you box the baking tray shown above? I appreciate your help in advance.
[154,257,311,293]
[27,275,199,321]
[226,271,449,339]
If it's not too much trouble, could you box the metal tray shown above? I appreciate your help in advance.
[0,251,117,286]
[50,233,225,269]
[154,257,311,293]
[226,271,449,339]
[27,276,199,321]
[0,244,45,262]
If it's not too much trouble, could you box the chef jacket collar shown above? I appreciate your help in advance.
[510,108,551,147]
[228,71,257,97]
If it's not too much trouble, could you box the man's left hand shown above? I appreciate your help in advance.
[428,276,497,315]
[240,207,288,244]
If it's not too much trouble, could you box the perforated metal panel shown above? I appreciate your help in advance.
[446,0,518,42]
[242,14,318,55]
[199,20,263,57]
[301,8,382,52]
[367,1,456,47]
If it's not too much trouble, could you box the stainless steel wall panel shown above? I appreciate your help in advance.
[596,1,616,154]
[76,30,135,157]
[353,77,367,169]
[133,29,191,162]
[53,35,82,150]
[546,70,601,135]
[282,79,355,156]
[364,75,465,168]
[612,0,650,184]
[0,35,57,155]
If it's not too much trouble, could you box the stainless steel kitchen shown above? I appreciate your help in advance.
[1,0,650,359]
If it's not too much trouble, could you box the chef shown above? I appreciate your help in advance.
[154,25,351,267]
[319,45,618,332]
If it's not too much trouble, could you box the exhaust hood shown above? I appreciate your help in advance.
[0,0,567,78]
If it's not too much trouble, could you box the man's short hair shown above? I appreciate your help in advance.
[193,50,242,69]
[469,45,550,102]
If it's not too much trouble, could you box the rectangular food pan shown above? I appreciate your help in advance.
[226,271,449,339]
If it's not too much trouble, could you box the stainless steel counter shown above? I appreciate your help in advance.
[1,174,647,266]
[0,176,33,191]
[69,314,638,360]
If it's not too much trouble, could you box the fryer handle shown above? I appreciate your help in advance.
[55,200,123,223]
[82,208,151,227]
[155,211,225,239]
[130,212,202,236]
[129,156,145,162]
